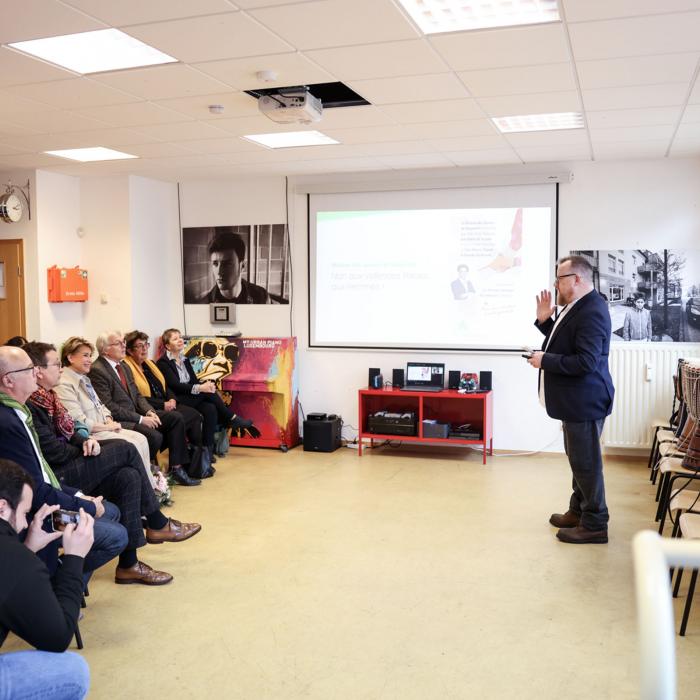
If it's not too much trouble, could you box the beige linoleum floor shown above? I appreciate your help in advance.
[6,445,700,699]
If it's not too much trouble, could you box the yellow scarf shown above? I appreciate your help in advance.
[123,356,166,398]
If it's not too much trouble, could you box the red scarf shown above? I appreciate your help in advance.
[29,387,75,440]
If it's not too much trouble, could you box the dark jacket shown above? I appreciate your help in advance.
[0,519,84,652]
[536,289,615,422]
[27,401,85,468]
[157,355,201,397]
[0,404,96,573]
[89,355,154,429]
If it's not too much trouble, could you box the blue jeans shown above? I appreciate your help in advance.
[563,418,609,530]
[82,501,128,585]
[0,650,89,700]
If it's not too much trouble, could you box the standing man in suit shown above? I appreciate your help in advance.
[526,255,615,544]
[89,331,200,487]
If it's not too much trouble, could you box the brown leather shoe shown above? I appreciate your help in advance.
[146,518,201,544]
[115,561,173,585]
[556,525,608,544]
[549,510,581,528]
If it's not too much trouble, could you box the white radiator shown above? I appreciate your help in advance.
[604,343,700,449]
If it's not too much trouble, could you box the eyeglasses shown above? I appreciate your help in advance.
[1,364,37,379]
[554,273,577,285]
[37,362,62,369]
[132,342,150,350]
[108,340,126,347]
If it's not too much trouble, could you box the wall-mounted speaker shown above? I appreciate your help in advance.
[368,368,380,388]
[448,370,461,390]
[392,368,404,388]
[479,371,492,391]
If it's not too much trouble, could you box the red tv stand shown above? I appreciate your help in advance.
[358,387,493,463]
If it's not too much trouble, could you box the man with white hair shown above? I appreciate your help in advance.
[89,331,200,487]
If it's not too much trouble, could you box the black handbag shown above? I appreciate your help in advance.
[186,445,214,479]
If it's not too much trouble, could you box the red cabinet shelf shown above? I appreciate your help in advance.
[358,387,493,463]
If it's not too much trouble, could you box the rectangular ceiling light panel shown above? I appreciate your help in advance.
[398,0,560,34]
[242,131,340,149]
[44,147,138,162]
[10,28,177,74]
[492,112,584,133]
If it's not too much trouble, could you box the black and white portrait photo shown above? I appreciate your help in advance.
[569,248,700,342]
[183,224,290,305]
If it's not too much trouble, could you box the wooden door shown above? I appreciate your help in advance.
[0,239,26,342]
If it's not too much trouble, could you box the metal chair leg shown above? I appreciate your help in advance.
[680,569,698,636]
[74,623,84,649]
[673,568,684,598]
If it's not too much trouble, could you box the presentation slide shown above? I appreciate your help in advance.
[309,185,557,351]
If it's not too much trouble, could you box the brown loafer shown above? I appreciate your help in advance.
[556,525,608,544]
[549,510,581,528]
[115,561,173,585]
[146,518,201,544]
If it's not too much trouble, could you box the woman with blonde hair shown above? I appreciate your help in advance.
[54,336,158,492]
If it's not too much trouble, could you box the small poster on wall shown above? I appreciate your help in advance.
[569,249,700,342]
[182,224,290,304]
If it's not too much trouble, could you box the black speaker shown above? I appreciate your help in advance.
[392,368,404,388]
[448,370,461,389]
[303,416,341,452]
[368,367,380,388]
[479,371,492,391]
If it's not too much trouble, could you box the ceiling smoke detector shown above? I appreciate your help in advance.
[208,104,225,115]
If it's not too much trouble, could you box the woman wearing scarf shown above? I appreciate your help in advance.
[123,331,211,480]
[53,337,157,491]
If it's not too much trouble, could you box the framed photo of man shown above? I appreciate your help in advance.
[182,224,290,305]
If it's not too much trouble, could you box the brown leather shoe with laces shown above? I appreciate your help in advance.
[556,525,608,544]
[549,510,581,528]
[146,518,201,544]
[115,561,173,585]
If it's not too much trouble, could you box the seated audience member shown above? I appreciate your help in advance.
[23,341,197,584]
[157,328,259,461]
[89,330,199,487]
[0,459,91,700]
[4,335,28,347]
[54,337,155,490]
[123,330,211,480]
[0,346,126,579]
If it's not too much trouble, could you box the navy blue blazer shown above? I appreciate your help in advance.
[0,404,97,572]
[157,355,201,397]
[535,290,615,422]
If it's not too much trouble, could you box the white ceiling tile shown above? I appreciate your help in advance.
[681,104,700,121]
[126,12,293,63]
[92,64,232,101]
[446,148,521,165]
[305,40,448,81]
[212,114,318,135]
[582,83,689,111]
[514,144,592,162]
[122,142,200,157]
[0,47,78,87]
[477,91,581,117]
[569,13,700,61]
[589,125,675,142]
[5,78,140,109]
[129,121,232,141]
[376,152,455,169]
[63,0,238,26]
[4,128,159,152]
[685,80,700,104]
[154,92,258,121]
[673,122,700,139]
[193,52,333,91]
[0,89,57,115]
[74,102,190,127]
[235,0,306,7]
[350,141,435,156]
[562,1,700,23]
[458,63,576,98]
[318,124,414,144]
[428,134,510,152]
[504,129,589,148]
[0,142,30,156]
[593,140,669,159]
[249,0,418,50]
[311,106,396,129]
[586,107,682,128]
[577,53,700,90]
[430,23,569,71]
[378,99,484,124]
[2,110,111,133]
[348,73,469,105]
[0,152,75,168]
[399,119,498,139]
[170,136,261,154]
[669,137,700,154]
[0,0,106,43]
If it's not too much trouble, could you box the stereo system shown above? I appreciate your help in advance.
[367,410,416,436]
[369,367,492,391]
[448,370,461,390]
[479,371,492,391]
[392,368,404,388]
[368,367,382,389]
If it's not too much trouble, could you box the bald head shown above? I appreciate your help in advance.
[0,346,37,402]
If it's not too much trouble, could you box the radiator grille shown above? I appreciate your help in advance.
[604,344,700,448]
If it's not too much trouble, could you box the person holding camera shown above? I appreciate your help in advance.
[0,458,92,699]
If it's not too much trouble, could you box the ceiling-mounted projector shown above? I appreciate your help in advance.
[258,88,323,125]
